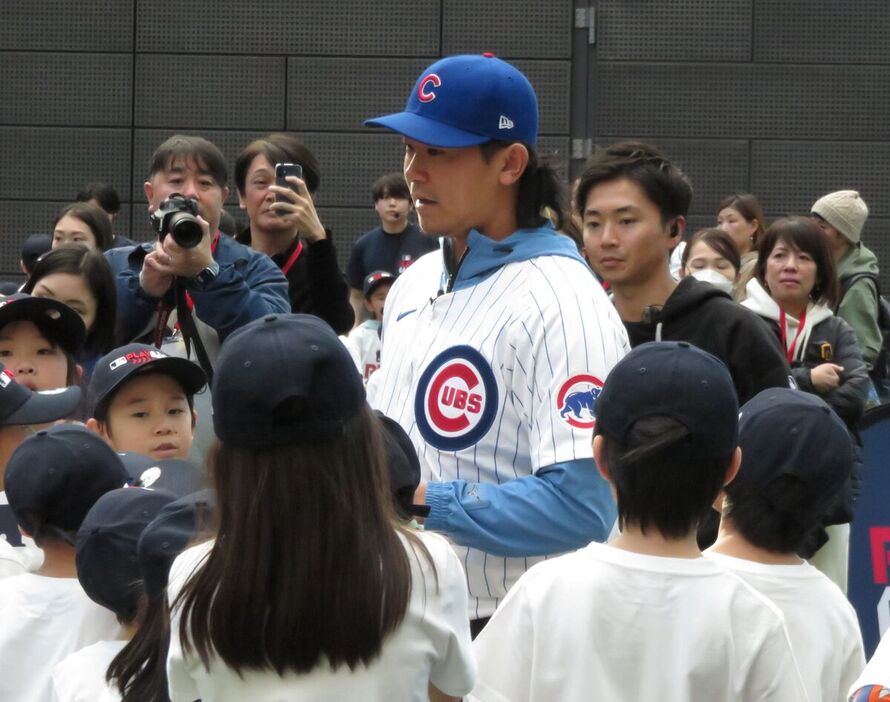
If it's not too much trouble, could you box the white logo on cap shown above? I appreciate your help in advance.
[499,115,514,130]
[109,356,127,371]
[0,371,11,389]
[139,466,162,488]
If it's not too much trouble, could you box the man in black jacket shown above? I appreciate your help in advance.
[233,133,354,334]
[577,141,791,407]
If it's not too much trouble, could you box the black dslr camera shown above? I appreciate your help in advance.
[149,194,203,249]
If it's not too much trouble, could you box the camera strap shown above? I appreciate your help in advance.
[151,231,221,383]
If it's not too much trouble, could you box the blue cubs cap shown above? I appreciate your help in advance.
[0,362,80,426]
[75,486,177,615]
[364,53,538,147]
[5,423,130,539]
[596,341,739,460]
[88,343,207,412]
[734,388,853,514]
[212,314,365,447]
[137,489,214,601]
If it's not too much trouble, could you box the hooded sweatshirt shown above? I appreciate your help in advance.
[623,276,791,405]
[743,279,869,429]
[837,243,882,369]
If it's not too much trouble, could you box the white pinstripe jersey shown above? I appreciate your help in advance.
[368,243,629,618]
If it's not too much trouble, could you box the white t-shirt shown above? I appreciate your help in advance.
[707,551,865,702]
[0,489,43,578]
[52,639,127,702]
[167,530,475,701]
[849,630,890,698]
[0,574,121,702]
[470,542,808,702]
[341,320,382,381]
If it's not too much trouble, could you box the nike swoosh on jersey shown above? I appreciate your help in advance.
[396,309,417,321]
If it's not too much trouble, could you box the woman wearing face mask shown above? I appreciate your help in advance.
[717,193,766,299]
[680,228,740,296]
[742,216,867,590]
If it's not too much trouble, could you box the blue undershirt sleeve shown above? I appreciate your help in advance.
[422,458,617,557]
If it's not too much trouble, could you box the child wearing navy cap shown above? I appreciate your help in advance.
[708,388,865,702]
[0,363,82,578]
[166,314,474,701]
[87,343,207,461]
[52,486,176,702]
[0,424,129,701]
[341,270,395,382]
[471,342,808,702]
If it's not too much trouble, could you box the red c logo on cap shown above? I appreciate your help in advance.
[417,73,441,103]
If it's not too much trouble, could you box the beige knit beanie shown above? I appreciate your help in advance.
[811,190,869,244]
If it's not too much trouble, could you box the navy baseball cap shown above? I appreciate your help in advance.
[212,314,365,447]
[21,233,52,271]
[0,362,81,425]
[365,54,539,148]
[596,341,739,460]
[75,486,177,615]
[119,452,206,498]
[363,270,396,298]
[89,343,207,411]
[375,411,429,520]
[138,489,214,601]
[734,388,853,513]
[0,293,85,356]
[4,423,130,538]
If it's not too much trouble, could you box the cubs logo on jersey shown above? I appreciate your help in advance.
[415,345,498,451]
[557,374,604,429]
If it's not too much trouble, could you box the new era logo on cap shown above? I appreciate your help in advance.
[0,370,12,389]
[498,115,514,130]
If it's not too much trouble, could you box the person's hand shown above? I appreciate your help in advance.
[810,363,844,393]
[139,216,214,297]
[268,176,327,243]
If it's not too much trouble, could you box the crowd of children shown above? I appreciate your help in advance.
[0,52,887,702]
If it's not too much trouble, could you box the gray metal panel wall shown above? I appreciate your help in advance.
[0,0,574,277]
[591,0,889,288]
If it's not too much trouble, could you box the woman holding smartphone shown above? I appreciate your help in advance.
[232,133,354,333]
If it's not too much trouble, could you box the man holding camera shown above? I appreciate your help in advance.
[107,135,289,369]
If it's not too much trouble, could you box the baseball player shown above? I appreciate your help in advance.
[365,54,629,628]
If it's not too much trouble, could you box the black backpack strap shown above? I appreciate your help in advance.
[839,272,879,307]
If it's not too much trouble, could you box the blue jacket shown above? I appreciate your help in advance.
[106,234,290,344]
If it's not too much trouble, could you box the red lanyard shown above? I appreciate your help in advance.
[153,230,221,346]
[279,240,303,275]
[779,308,807,363]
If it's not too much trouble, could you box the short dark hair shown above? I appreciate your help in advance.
[150,135,228,188]
[480,141,568,230]
[52,202,114,251]
[75,182,121,215]
[23,244,118,357]
[718,193,766,248]
[755,216,840,308]
[681,228,742,274]
[372,172,410,202]
[723,476,813,553]
[235,133,320,195]
[575,141,693,224]
[597,415,732,539]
